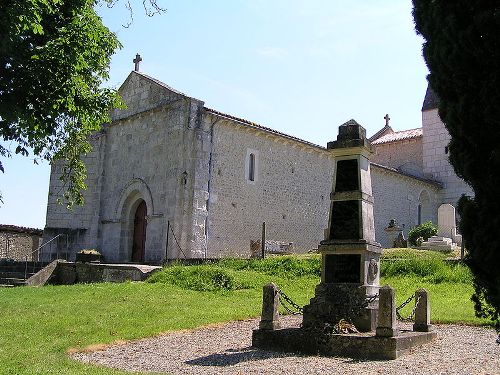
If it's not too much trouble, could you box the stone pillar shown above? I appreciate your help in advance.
[302,120,382,332]
[413,288,432,332]
[376,285,398,337]
[259,283,281,330]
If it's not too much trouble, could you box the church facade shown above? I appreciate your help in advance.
[42,71,471,263]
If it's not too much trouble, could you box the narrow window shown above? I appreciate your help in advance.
[417,204,422,225]
[249,153,255,182]
[445,146,449,154]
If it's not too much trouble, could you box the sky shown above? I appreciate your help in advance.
[0,0,429,229]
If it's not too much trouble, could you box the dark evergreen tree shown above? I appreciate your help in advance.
[413,1,500,330]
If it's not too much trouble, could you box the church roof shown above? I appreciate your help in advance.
[369,125,393,143]
[371,128,422,145]
[205,107,324,150]
[371,163,443,188]
[422,84,439,111]
[131,71,193,98]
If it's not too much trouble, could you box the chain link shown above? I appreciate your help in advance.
[276,289,379,316]
[396,294,422,322]
[277,288,304,315]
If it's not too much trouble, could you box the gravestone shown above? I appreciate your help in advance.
[302,120,382,332]
[437,204,456,238]
[437,204,462,245]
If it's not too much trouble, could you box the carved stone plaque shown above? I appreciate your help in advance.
[335,159,359,192]
[329,200,359,240]
[324,254,361,283]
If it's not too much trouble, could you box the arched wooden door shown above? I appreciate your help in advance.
[132,200,147,262]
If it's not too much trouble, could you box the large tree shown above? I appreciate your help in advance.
[413,1,500,331]
[0,0,122,206]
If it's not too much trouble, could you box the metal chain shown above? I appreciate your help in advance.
[277,288,304,315]
[396,294,422,322]
[276,289,379,316]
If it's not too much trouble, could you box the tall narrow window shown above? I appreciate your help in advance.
[249,153,255,182]
[417,204,422,225]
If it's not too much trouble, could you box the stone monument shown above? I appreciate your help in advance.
[302,120,382,332]
[252,120,438,360]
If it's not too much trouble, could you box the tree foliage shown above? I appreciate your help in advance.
[0,0,122,206]
[413,1,500,330]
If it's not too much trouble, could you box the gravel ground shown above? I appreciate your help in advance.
[73,316,500,375]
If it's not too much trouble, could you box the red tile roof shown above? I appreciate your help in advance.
[371,128,422,145]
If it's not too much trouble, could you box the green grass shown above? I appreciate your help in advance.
[0,252,488,374]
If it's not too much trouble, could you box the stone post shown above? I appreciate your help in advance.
[413,288,432,332]
[259,283,281,330]
[376,285,398,337]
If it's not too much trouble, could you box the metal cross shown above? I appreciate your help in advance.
[133,53,142,72]
[384,113,390,126]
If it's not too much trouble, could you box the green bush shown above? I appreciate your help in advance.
[147,265,246,291]
[408,221,438,245]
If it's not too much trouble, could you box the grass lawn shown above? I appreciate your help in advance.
[0,251,489,375]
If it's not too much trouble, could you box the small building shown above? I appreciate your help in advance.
[0,224,43,261]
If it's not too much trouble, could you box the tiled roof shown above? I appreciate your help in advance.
[371,163,442,188]
[204,107,324,150]
[422,84,439,111]
[0,224,43,235]
[371,128,422,145]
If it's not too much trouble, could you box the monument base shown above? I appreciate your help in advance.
[419,236,456,252]
[252,327,437,360]
[302,283,379,332]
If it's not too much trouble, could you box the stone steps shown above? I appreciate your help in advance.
[0,261,50,287]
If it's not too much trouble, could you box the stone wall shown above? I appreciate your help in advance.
[372,137,424,178]
[422,108,474,205]
[0,227,42,261]
[371,165,441,248]
[205,115,335,257]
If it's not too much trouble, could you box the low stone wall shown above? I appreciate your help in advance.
[26,261,162,286]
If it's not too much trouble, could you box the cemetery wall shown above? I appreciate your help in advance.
[205,116,335,256]
[422,108,474,205]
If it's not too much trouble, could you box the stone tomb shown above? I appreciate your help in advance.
[252,120,437,359]
[420,204,462,252]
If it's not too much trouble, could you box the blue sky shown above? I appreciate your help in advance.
[1,1,428,229]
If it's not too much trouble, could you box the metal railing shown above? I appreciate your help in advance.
[24,234,68,280]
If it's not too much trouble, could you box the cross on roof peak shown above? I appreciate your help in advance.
[384,113,390,127]
[133,53,142,72]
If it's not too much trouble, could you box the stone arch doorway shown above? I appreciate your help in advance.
[131,200,147,262]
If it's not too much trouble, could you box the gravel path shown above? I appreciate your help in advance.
[73,316,500,375]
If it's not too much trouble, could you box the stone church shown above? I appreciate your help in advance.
[42,69,472,263]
